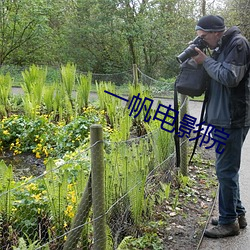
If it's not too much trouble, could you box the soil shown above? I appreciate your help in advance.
[158,146,217,250]
[0,152,45,180]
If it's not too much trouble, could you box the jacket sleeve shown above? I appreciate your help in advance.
[203,37,250,87]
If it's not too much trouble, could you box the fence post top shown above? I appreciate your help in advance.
[90,124,102,129]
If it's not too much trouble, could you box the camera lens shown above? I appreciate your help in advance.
[176,45,198,63]
[176,36,207,63]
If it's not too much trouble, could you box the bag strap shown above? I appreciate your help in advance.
[188,90,208,164]
[174,79,180,168]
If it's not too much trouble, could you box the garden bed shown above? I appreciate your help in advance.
[115,146,217,250]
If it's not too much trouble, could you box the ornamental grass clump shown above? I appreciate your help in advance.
[60,63,76,104]
[21,65,47,118]
[76,72,92,111]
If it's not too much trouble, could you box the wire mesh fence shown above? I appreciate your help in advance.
[3,64,175,99]
[0,64,194,249]
[0,119,192,249]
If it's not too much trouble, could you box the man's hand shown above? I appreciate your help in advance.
[192,47,207,64]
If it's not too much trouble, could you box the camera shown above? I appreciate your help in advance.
[176,36,208,63]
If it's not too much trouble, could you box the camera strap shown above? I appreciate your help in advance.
[174,81,180,168]
[189,90,208,164]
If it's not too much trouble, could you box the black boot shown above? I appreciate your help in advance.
[205,222,240,238]
[211,214,247,229]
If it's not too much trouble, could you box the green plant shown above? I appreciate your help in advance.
[43,84,56,114]
[0,161,15,222]
[0,73,12,117]
[144,118,175,164]
[117,233,163,250]
[96,81,121,127]
[172,190,180,210]
[12,177,49,241]
[0,107,104,158]
[76,72,92,110]
[128,83,153,123]
[105,136,154,233]
[21,65,47,118]
[13,233,49,250]
[158,182,171,203]
[60,62,76,102]
[178,173,191,189]
[43,159,69,225]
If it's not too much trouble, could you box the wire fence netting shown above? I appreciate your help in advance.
[1,64,175,99]
[0,66,195,249]
[0,121,194,249]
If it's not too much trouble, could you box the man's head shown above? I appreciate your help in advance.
[195,15,225,49]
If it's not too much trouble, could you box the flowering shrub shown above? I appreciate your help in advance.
[0,106,105,158]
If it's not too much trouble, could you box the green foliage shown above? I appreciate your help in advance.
[76,72,92,110]
[0,0,228,77]
[0,0,52,65]
[0,68,178,248]
[12,177,48,240]
[0,73,12,116]
[105,136,154,226]
[96,81,123,128]
[159,182,171,202]
[0,108,102,157]
[13,235,46,250]
[21,65,47,118]
[0,161,14,222]
[117,233,163,250]
[43,84,56,113]
[145,118,175,164]
[61,63,76,101]
[128,83,153,123]
[43,159,68,230]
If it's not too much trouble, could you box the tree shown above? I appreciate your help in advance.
[0,0,50,65]
[220,0,250,39]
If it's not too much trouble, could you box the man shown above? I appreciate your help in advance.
[192,15,250,238]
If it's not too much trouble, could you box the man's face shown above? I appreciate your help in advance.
[196,30,222,49]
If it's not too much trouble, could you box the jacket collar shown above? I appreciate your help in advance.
[221,26,241,46]
[212,26,241,58]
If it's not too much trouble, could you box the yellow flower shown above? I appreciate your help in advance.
[65,205,74,218]
[36,152,41,159]
[43,147,49,157]
[32,193,42,201]
[26,183,37,191]
[71,195,76,204]
[12,207,17,212]
[3,130,9,135]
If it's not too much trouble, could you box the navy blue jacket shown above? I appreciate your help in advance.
[203,26,250,128]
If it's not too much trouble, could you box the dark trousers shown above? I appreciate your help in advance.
[213,126,249,225]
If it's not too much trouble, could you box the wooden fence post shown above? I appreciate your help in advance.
[63,175,92,250]
[91,124,106,250]
[133,64,138,86]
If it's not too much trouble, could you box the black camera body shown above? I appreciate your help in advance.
[176,36,208,63]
